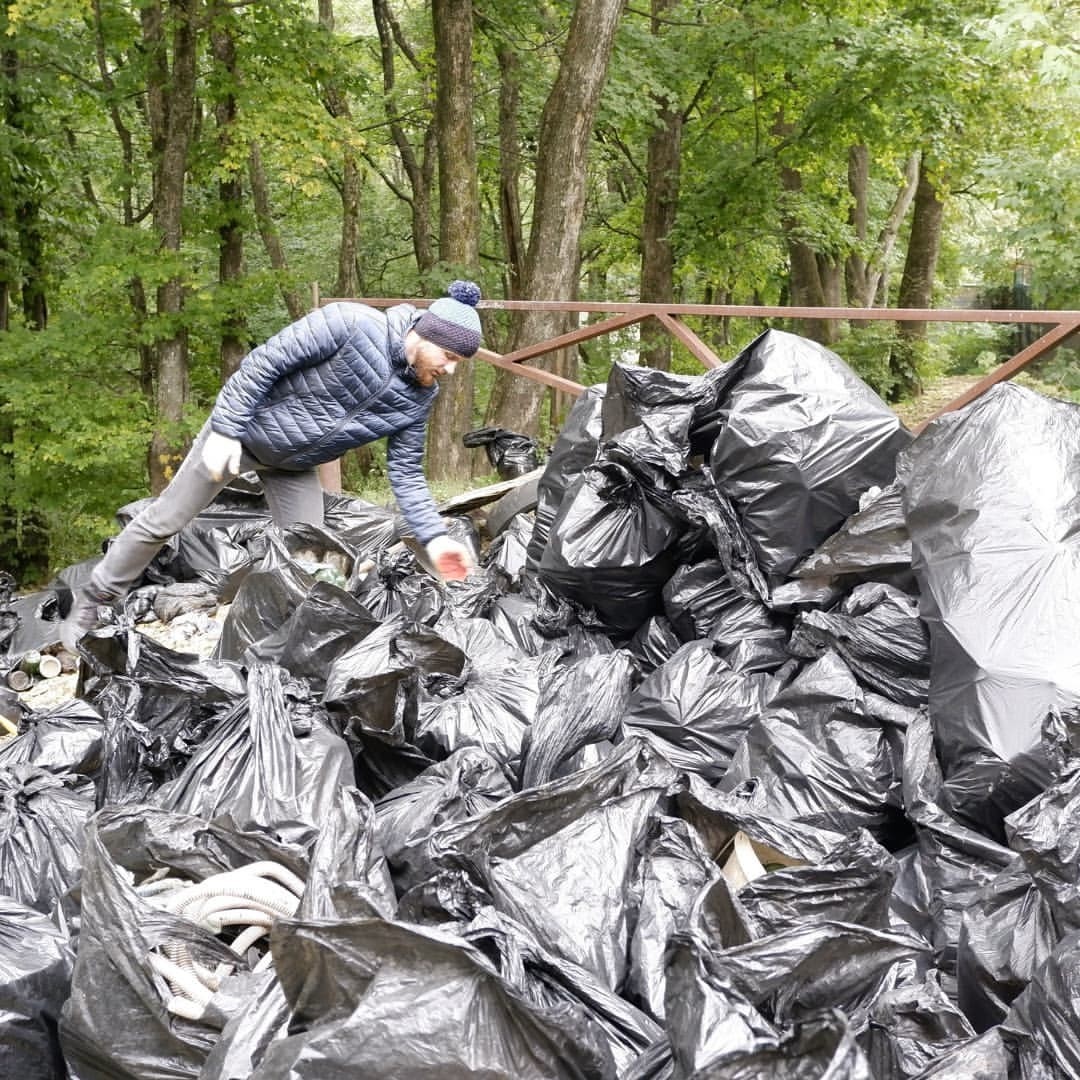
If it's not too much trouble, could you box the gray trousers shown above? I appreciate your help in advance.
[90,420,325,597]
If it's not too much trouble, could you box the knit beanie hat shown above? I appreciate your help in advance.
[415,280,483,357]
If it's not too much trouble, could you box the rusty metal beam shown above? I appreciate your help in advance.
[331,297,1080,325]
[475,346,586,397]
[498,311,647,365]
[914,320,1080,433]
[652,312,726,369]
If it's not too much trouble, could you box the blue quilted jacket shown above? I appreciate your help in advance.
[210,301,447,543]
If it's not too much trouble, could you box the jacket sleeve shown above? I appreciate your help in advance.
[210,305,357,439]
[386,418,446,545]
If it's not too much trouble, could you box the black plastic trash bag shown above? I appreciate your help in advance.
[59,806,309,1080]
[629,615,683,675]
[354,546,445,624]
[0,896,75,1080]
[414,617,541,767]
[539,460,686,634]
[661,559,786,656]
[463,426,544,478]
[957,859,1058,1032]
[0,697,103,776]
[75,624,246,807]
[243,580,381,689]
[455,908,663,1075]
[703,917,931,1032]
[2,586,65,655]
[153,664,353,847]
[601,362,740,476]
[661,932,780,1076]
[624,640,785,781]
[719,652,910,846]
[627,816,720,1021]
[0,765,93,914]
[213,524,361,662]
[788,480,912,586]
[903,1028,1018,1079]
[709,329,912,588]
[1005,763,1080,937]
[861,970,976,1078]
[901,710,1015,982]
[429,737,681,990]
[374,747,512,894]
[256,916,618,1078]
[787,582,930,706]
[898,383,1080,838]
[1002,930,1080,1079]
[519,649,635,788]
[695,829,898,948]
[323,616,464,796]
[527,385,606,569]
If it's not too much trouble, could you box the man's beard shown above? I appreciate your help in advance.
[410,354,440,387]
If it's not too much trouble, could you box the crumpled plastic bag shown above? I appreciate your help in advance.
[0,896,75,1080]
[59,806,309,1080]
[709,328,912,588]
[519,649,634,788]
[413,617,540,766]
[429,737,681,990]
[624,640,786,781]
[720,652,910,846]
[898,383,1080,838]
[256,916,618,1078]
[0,764,94,914]
[153,663,354,847]
[539,460,686,634]
[0,697,102,777]
[787,582,930,706]
[75,624,246,806]
[527,385,606,569]
[463,425,544,478]
[861,970,975,1077]
[374,747,512,893]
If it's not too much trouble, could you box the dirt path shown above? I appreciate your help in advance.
[892,375,985,430]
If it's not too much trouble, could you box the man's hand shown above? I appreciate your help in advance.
[202,431,243,482]
[425,534,476,581]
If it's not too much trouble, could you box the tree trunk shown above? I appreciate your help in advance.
[639,0,682,371]
[891,153,944,399]
[845,143,870,309]
[779,160,837,345]
[211,3,246,381]
[493,38,524,299]
[372,0,435,274]
[319,0,362,298]
[428,0,479,481]
[142,0,200,494]
[847,147,919,318]
[248,142,306,321]
[488,0,626,435]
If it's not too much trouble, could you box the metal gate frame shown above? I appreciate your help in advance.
[315,289,1080,433]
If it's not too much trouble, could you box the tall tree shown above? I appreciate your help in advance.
[141,0,201,493]
[427,0,480,481]
[488,0,627,434]
[639,0,684,370]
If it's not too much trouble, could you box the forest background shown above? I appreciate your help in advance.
[0,0,1077,587]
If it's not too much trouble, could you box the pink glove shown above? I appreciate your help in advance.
[425,535,476,581]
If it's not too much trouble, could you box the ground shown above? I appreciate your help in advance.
[891,375,985,430]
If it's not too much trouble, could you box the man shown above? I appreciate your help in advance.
[60,280,483,652]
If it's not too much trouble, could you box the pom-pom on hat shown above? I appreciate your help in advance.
[415,280,483,358]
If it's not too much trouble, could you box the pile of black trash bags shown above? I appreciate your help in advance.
[1,327,1079,1079]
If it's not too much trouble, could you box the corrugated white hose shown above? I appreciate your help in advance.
[143,863,304,1023]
